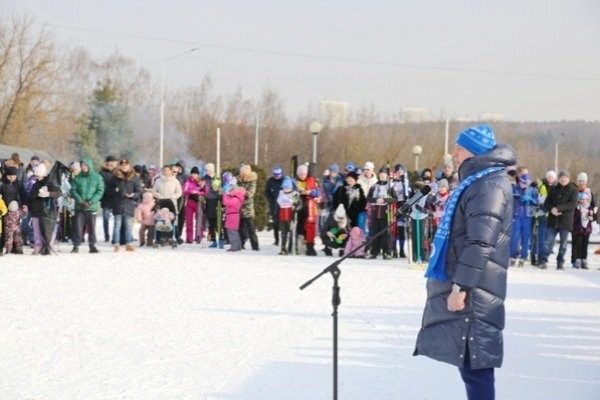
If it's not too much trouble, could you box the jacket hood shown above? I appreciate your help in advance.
[240,170,258,183]
[459,144,517,181]
[80,157,95,174]
[114,168,137,181]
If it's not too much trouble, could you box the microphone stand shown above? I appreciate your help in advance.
[300,205,417,400]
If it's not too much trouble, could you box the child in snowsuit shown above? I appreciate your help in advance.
[320,204,350,257]
[344,226,367,258]
[221,173,246,252]
[4,201,24,254]
[277,176,301,255]
[135,191,156,247]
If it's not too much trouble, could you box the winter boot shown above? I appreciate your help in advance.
[572,259,581,269]
[209,240,218,248]
[114,245,120,252]
[279,249,288,255]
[218,239,225,249]
[399,248,406,258]
[581,259,588,270]
[518,259,525,268]
[323,247,332,256]
[89,246,99,253]
[306,243,317,256]
[383,253,392,260]
[71,246,79,254]
[531,255,538,266]
[510,258,517,267]
[126,244,135,252]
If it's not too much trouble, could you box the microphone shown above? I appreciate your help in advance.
[396,185,432,217]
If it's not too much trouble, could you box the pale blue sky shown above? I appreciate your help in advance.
[5,0,600,120]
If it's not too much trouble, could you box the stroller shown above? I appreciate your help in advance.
[153,199,178,249]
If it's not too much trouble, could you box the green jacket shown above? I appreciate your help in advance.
[70,157,105,212]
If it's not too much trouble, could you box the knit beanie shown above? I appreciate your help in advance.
[297,164,308,176]
[282,176,293,190]
[577,172,588,183]
[455,125,496,155]
[272,166,283,176]
[8,201,18,212]
[190,166,200,175]
[329,164,340,174]
[205,163,215,176]
[558,170,570,179]
[345,170,359,181]
[334,204,346,220]
[33,164,48,177]
[438,179,449,190]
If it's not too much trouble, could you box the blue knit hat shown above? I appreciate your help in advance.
[282,176,293,190]
[272,166,283,176]
[344,162,356,171]
[329,163,340,174]
[456,125,496,155]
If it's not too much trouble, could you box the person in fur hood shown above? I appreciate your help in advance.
[108,160,142,252]
[238,164,259,251]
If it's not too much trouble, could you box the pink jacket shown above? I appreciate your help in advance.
[183,177,208,201]
[221,187,246,230]
[344,227,366,257]
[135,192,156,226]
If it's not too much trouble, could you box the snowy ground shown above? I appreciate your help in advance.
[1,227,599,400]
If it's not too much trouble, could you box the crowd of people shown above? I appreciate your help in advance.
[0,148,598,269]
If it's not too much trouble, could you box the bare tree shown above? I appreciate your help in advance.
[0,14,58,146]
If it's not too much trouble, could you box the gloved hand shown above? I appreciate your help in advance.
[81,201,91,210]
[521,195,533,203]
[38,186,50,198]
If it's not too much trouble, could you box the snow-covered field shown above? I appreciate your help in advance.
[1,229,599,400]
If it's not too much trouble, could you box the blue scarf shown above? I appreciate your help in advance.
[425,166,504,281]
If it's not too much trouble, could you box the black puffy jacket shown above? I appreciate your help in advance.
[544,182,578,232]
[414,144,517,369]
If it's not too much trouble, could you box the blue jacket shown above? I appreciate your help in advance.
[512,183,538,218]
[414,144,516,369]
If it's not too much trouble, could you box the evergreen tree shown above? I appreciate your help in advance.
[90,80,136,160]
[70,115,101,166]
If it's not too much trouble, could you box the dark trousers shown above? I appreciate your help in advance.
[279,220,292,252]
[459,368,495,400]
[271,213,280,244]
[369,218,390,256]
[240,217,259,250]
[571,233,590,262]
[72,211,97,248]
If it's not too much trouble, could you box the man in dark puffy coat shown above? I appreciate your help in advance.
[108,159,142,252]
[414,125,516,400]
[99,155,118,242]
[538,170,578,270]
[69,157,105,253]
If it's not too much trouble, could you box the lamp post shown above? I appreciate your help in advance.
[310,121,322,166]
[254,105,276,165]
[412,145,423,172]
[160,47,200,167]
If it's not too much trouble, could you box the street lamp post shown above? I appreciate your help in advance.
[159,47,200,167]
[412,145,423,172]
[310,121,322,165]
